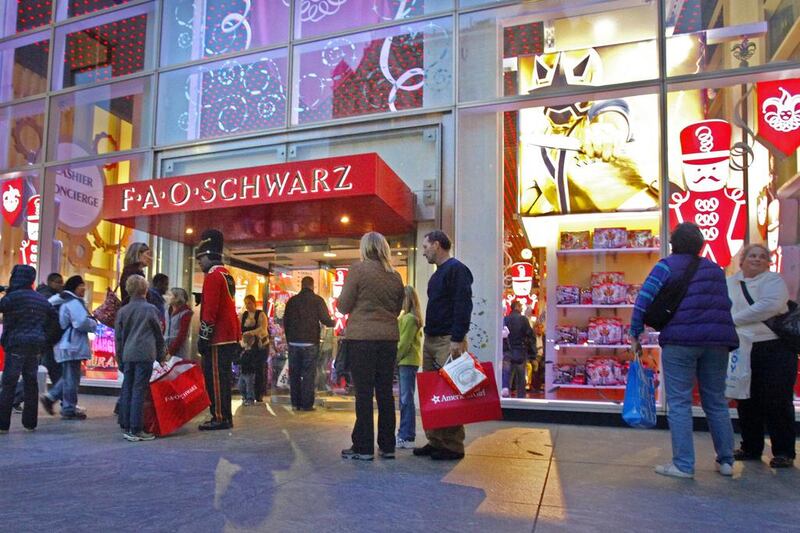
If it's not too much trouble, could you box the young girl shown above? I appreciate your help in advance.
[396,285,422,450]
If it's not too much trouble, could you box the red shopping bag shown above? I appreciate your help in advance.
[417,361,502,430]
[150,361,210,436]
[143,387,160,435]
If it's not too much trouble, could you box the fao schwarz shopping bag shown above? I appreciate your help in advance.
[149,360,210,436]
[417,361,502,431]
[622,355,657,429]
[725,332,752,400]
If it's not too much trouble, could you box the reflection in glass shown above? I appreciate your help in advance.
[57,0,133,20]
[0,171,40,278]
[0,0,52,38]
[0,32,49,103]
[48,77,152,161]
[0,99,45,170]
[292,17,453,125]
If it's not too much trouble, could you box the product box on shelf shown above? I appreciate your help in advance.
[627,229,653,248]
[580,288,593,305]
[626,284,642,304]
[556,285,580,305]
[576,327,589,345]
[555,326,578,345]
[591,283,628,305]
[560,231,591,250]
[593,228,628,249]
[587,317,624,345]
[590,271,625,287]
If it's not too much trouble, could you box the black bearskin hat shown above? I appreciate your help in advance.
[195,229,223,260]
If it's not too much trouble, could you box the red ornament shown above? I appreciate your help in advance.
[757,78,800,156]
[1,178,24,226]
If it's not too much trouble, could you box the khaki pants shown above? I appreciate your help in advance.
[423,335,466,454]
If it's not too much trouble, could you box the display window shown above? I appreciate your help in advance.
[0,31,49,103]
[293,0,452,40]
[0,170,40,281]
[0,0,52,38]
[47,76,152,161]
[458,0,658,103]
[157,48,288,145]
[56,0,134,20]
[160,0,289,67]
[0,98,45,170]
[291,16,453,125]
[52,3,155,90]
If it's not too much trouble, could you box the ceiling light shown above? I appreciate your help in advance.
[185,227,194,235]
[339,215,350,224]
[323,252,337,258]
[520,248,533,259]
[396,252,403,256]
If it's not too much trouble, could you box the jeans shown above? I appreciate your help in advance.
[288,344,319,409]
[348,340,397,454]
[397,365,418,441]
[423,335,465,454]
[119,361,150,433]
[238,373,255,402]
[502,356,527,398]
[47,360,82,415]
[202,344,237,424]
[0,351,39,430]
[736,339,798,459]
[662,344,735,473]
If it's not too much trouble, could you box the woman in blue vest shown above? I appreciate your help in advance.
[629,222,739,479]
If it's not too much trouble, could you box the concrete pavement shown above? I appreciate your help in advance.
[1,395,797,532]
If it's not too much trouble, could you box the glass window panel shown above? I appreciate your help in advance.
[458,0,658,103]
[0,32,49,103]
[294,0,452,40]
[53,3,155,90]
[0,0,52,38]
[56,0,134,20]
[665,0,800,77]
[0,99,45,170]
[292,17,453,125]
[160,0,289,66]
[48,77,152,161]
[157,48,288,145]
[0,171,40,277]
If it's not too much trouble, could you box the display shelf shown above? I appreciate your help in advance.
[556,304,634,309]
[556,247,660,256]
[554,344,658,349]
[551,383,627,390]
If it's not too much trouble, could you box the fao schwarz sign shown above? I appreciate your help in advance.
[103,154,380,219]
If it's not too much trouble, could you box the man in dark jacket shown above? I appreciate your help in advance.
[36,272,64,386]
[503,300,534,398]
[283,276,335,411]
[0,265,58,432]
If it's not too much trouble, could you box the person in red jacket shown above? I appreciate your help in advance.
[195,229,241,431]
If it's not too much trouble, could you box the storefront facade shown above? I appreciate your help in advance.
[0,0,799,417]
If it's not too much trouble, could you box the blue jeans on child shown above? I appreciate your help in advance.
[46,360,83,415]
[661,344,735,474]
[119,362,151,433]
[239,373,255,402]
[397,365,417,442]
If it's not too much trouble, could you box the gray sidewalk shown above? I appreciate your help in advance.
[1,395,797,532]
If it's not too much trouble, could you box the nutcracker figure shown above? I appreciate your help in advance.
[196,229,241,431]
[510,262,533,297]
[669,119,746,267]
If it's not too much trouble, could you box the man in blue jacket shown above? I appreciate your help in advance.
[0,265,58,432]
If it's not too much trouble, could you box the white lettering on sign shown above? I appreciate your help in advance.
[312,168,329,192]
[170,182,191,206]
[334,165,353,190]
[142,185,160,209]
[220,177,238,201]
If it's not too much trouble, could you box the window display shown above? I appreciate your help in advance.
[0,171,39,281]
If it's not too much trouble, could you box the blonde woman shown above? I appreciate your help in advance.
[119,242,152,304]
[337,232,404,461]
[396,285,423,450]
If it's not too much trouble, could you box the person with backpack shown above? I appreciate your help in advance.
[628,222,738,479]
[40,275,98,420]
[0,265,58,433]
[239,295,267,405]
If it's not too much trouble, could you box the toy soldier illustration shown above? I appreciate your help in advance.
[195,229,241,431]
[669,119,746,268]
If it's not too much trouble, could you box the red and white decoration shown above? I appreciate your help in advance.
[19,195,41,266]
[1,178,24,226]
[510,261,533,297]
[332,267,348,298]
[669,119,746,267]
[757,78,800,156]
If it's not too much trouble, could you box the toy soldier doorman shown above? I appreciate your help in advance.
[196,229,241,431]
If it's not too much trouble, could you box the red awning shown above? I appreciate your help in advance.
[102,153,415,245]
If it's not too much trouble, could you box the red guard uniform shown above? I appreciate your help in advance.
[200,265,240,346]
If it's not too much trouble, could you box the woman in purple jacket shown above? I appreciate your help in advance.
[629,222,739,479]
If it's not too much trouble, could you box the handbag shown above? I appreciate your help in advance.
[643,256,701,331]
[725,332,752,400]
[93,287,122,328]
[739,281,800,352]
[622,354,657,429]
[417,361,502,430]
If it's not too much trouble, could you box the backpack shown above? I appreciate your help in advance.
[643,256,701,331]
[45,294,75,346]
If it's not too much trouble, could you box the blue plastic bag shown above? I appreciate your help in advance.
[622,356,657,429]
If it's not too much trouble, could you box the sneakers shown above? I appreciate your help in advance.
[413,444,437,457]
[396,438,416,449]
[769,456,795,468]
[431,448,465,461]
[124,431,156,442]
[341,448,374,461]
[501,387,510,398]
[654,463,694,479]
[40,395,55,416]
[61,411,87,420]
[12,403,23,414]
[715,462,734,476]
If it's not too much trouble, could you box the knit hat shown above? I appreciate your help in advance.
[195,229,223,261]
[64,275,84,293]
